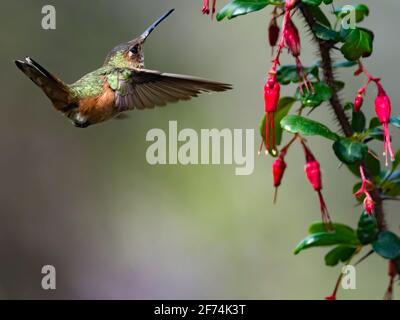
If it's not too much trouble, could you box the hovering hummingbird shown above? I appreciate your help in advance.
[15,9,231,128]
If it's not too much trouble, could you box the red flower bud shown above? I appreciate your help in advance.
[354,94,364,113]
[375,83,394,165]
[273,157,287,188]
[269,18,280,48]
[375,84,391,123]
[284,17,301,57]
[272,155,287,203]
[305,160,322,192]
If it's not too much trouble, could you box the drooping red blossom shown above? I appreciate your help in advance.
[302,142,332,228]
[375,82,395,165]
[384,260,397,300]
[354,165,375,215]
[262,70,280,155]
[202,0,216,18]
[354,94,364,113]
[363,194,375,215]
[283,16,300,57]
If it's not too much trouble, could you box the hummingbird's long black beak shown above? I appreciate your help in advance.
[140,9,175,41]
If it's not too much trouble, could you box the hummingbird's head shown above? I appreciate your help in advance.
[104,9,175,68]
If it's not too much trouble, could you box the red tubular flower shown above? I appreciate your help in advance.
[302,142,332,229]
[272,153,287,203]
[283,17,300,58]
[202,0,210,14]
[375,82,395,165]
[363,194,375,215]
[262,71,280,154]
[354,165,376,215]
[354,94,364,113]
[202,0,216,18]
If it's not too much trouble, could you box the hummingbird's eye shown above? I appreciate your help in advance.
[130,45,139,55]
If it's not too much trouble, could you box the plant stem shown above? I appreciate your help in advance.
[299,4,400,274]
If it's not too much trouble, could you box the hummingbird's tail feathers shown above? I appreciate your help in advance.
[15,57,72,110]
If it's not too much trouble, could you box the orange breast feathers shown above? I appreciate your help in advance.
[77,81,117,123]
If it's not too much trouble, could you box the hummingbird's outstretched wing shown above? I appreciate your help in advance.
[106,68,232,111]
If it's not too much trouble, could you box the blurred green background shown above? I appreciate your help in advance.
[0,0,399,299]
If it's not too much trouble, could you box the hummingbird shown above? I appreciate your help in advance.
[15,9,231,128]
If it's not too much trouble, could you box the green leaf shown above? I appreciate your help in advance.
[309,222,357,239]
[216,0,278,21]
[380,171,400,197]
[368,127,384,142]
[344,102,354,111]
[347,152,381,178]
[305,5,331,28]
[325,246,357,266]
[351,111,366,133]
[277,65,319,85]
[333,138,368,164]
[357,212,379,245]
[313,23,341,42]
[295,82,332,108]
[281,115,339,141]
[372,231,400,259]
[302,0,332,6]
[393,150,400,172]
[260,97,297,155]
[340,27,374,61]
[295,222,359,255]
[335,4,369,23]
[390,116,400,128]
[369,117,381,129]
[332,61,357,69]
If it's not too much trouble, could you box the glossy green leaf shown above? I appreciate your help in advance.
[368,127,384,142]
[313,23,341,42]
[295,82,332,108]
[380,171,400,197]
[325,246,357,266]
[305,5,331,28]
[332,61,357,69]
[390,116,400,128]
[302,0,332,6]
[335,4,369,23]
[216,0,279,21]
[347,152,381,178]
[393,150,400,172]
[369,117,381,129]
[295,222,359,255]
[357,212,378,245]
[276,65,319,85]
[260,97,297,155]
[309,222,358,240]
[372,231,400,259]
[333,138,368,164]
[281,115,339,141]
[351,111,366,133]
[340,27,374,61]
